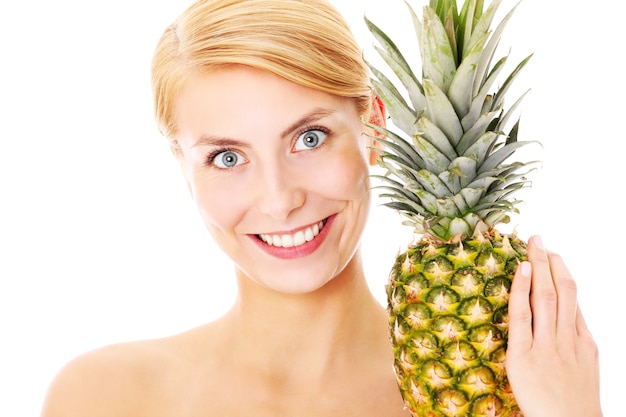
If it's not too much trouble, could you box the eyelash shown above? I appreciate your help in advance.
[293,124,331,150]
[203,125,332,168]
[204,147,238,167]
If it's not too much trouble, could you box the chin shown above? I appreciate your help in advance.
[241,260,347,296]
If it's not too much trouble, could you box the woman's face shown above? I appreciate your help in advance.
[174,66,373,294]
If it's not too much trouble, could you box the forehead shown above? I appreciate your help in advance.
[174,66,359,141]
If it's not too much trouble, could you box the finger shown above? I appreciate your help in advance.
[575,304,591,337]
[507,260,533,351]
[547,251,578,343]
[575,305,601,397]
[527,235,557,342]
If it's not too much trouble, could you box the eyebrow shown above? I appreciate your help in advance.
[279,107,336,138]
[191,107,337,148]
[192,136,248,149]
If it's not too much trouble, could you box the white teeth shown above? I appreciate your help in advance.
[281,234,294,248]
[293,231,305,246]
[260,220,325,248]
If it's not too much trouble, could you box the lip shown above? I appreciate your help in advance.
[249,214,336,259]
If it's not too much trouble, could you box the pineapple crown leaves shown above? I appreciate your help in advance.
[365,0,541,243]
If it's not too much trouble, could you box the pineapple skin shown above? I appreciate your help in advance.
[388,230,526,417]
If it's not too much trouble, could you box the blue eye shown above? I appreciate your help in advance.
[212,150,245,168]
[294,129,327,151]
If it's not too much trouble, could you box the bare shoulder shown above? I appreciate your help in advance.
[40,341,153,417]
[40,322,225,417]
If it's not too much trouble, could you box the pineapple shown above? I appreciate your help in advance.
[365,0,537,415]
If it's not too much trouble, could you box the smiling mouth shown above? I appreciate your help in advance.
[256,218,328,248]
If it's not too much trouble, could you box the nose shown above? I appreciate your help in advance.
[255,161,306,221]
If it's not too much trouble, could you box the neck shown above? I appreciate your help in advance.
[222,251,389,383]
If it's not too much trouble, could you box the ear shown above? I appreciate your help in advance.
[366,95,387,166]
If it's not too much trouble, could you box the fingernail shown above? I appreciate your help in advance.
[520,261,531,277]
[532,235,545,250]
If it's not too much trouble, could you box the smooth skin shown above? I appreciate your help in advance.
[507,235,602,417]
[40,67,602,417]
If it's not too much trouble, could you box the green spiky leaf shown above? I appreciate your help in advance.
[366,0,537,242]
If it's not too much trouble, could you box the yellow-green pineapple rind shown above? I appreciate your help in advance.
[388,231,526,416]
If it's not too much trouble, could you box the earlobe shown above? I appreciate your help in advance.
[367,95,387,166]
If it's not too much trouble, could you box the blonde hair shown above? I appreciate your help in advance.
[151,0,372,142]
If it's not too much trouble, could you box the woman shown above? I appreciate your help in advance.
[40,0,602,416]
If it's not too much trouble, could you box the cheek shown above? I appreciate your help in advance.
[301,155,370,211]
[324,149,370,198]
[189,174,248,234]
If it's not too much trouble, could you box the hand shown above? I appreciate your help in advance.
[505,235,603,417]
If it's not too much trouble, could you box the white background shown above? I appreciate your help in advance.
[0,0,622,415]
